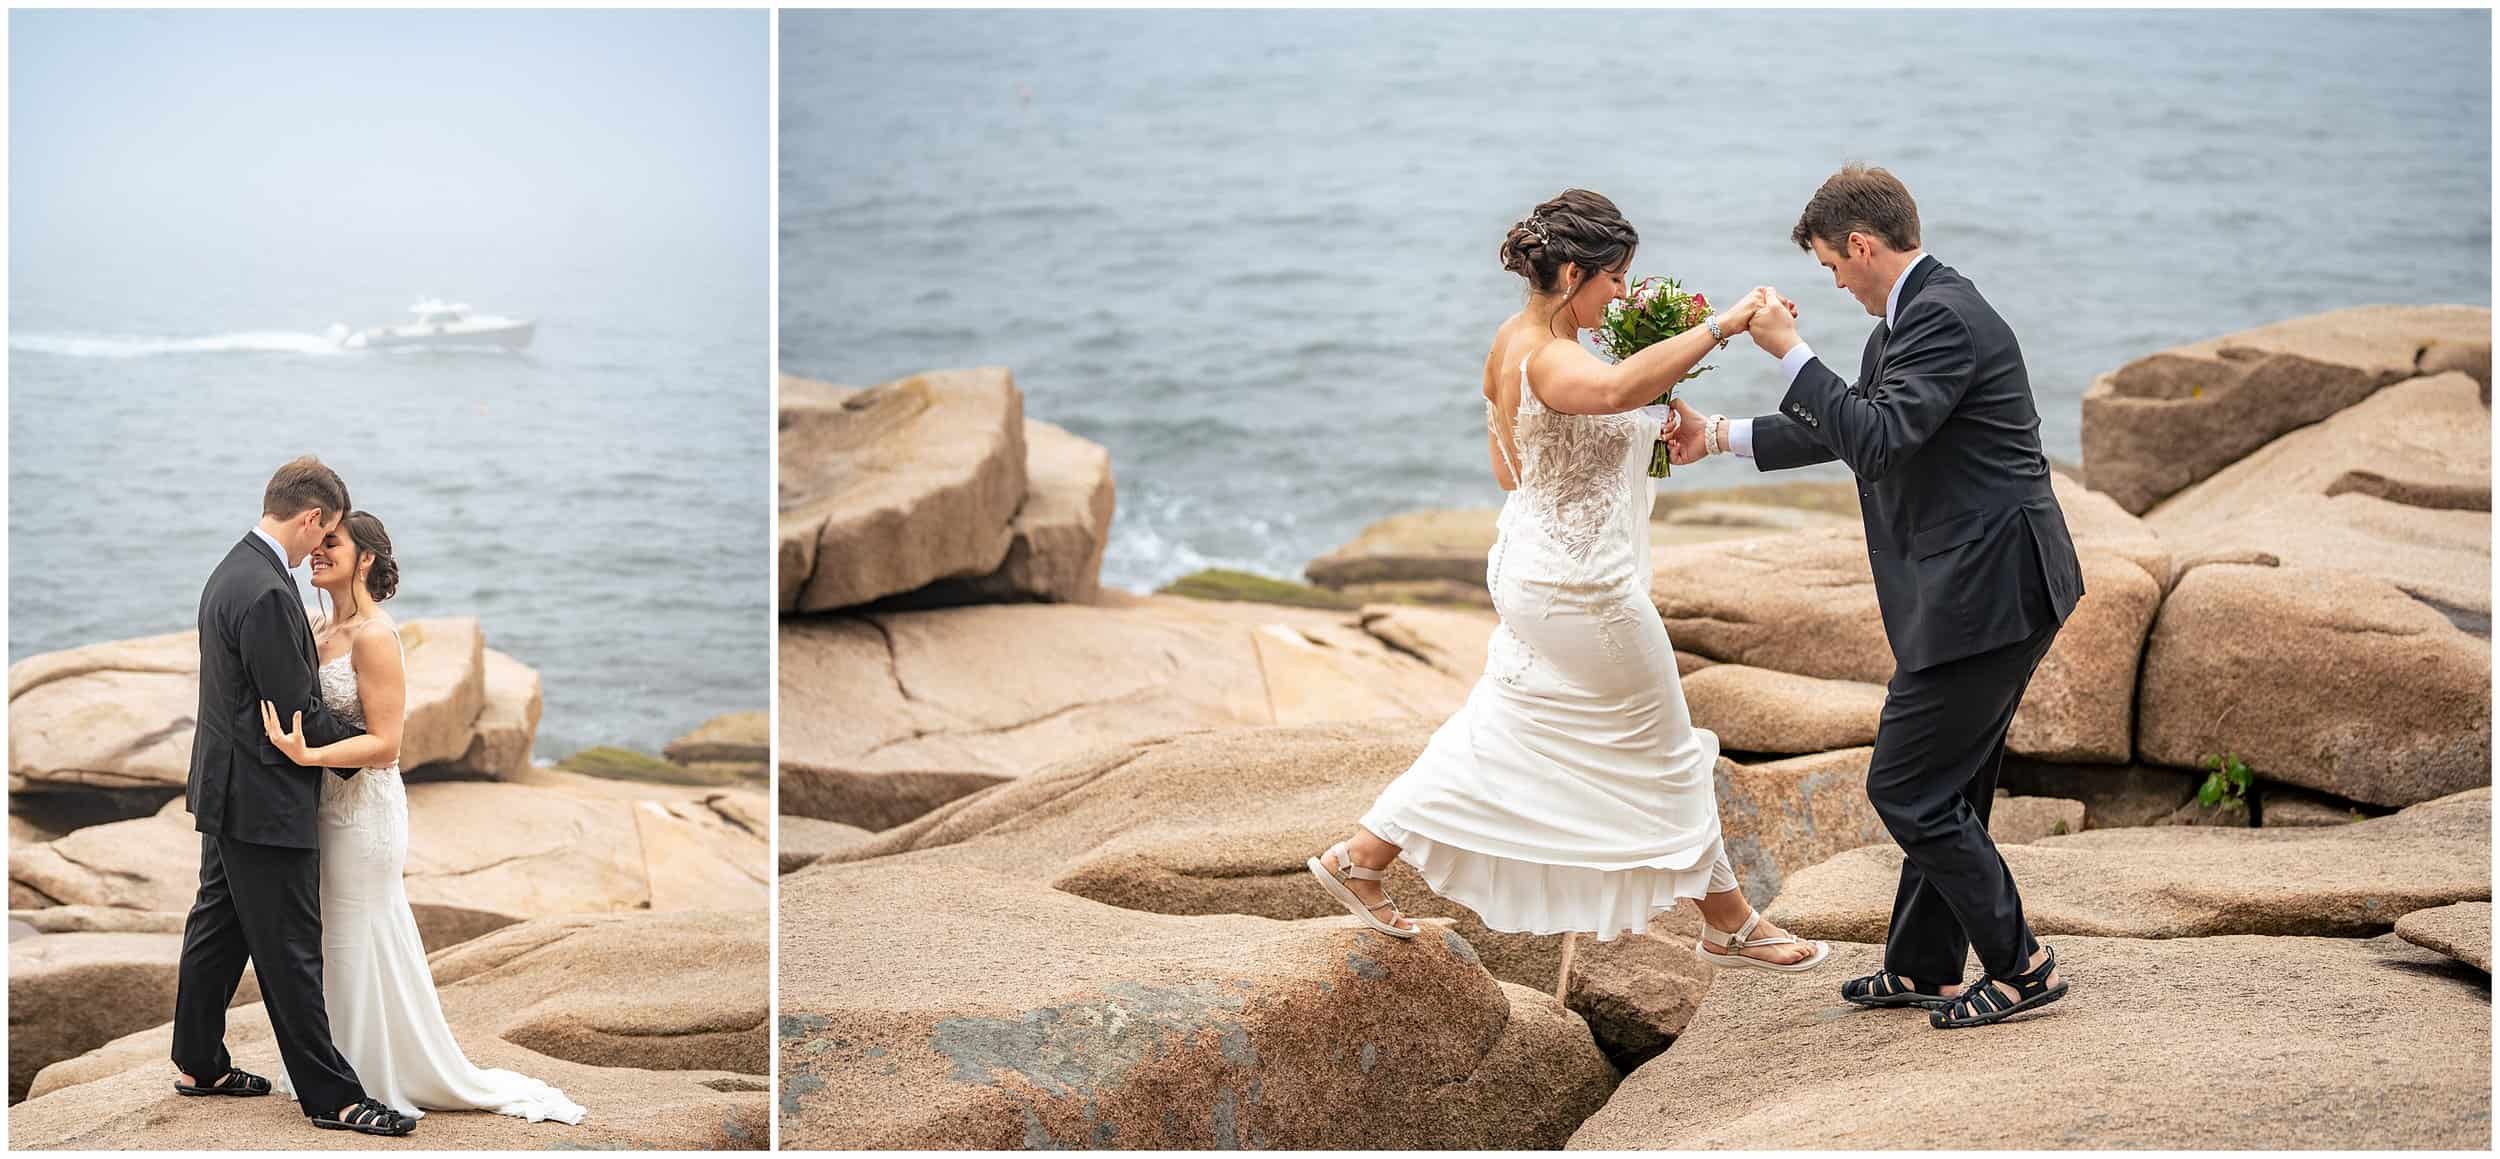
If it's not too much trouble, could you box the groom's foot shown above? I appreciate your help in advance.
[1930,945,2068,1029]
[173,1067,272,1097]
[312,1098,416,1137]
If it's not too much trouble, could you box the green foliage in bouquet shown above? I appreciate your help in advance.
[1594,275,1717,478]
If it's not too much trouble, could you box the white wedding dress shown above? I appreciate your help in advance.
[275,634,586,1125]
[1360,356,1734,941]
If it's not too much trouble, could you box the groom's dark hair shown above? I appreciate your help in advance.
[262,455,351,522]
[1792,163,1921,254]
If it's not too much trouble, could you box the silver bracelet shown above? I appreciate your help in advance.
[1705,314,1726,346]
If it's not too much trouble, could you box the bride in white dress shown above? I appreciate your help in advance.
[259,511,587,1125]
[1308,190,1830,972]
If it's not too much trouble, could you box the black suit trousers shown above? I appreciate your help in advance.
[170,833,363,1116]
[1867,609,2060,985]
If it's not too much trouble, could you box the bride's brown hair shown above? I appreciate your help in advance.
[1499,189,1639,298]
[341,511,399,602]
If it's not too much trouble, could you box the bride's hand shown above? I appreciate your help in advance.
[260,700,312,765]
[1715,287,1771,335]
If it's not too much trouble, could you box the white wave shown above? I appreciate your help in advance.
[10,330,353,358]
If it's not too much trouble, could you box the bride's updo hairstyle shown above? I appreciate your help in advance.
[1499,189,1639,295]
[342,511,399,602]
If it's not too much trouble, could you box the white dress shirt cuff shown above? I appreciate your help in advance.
[1725,417,1754,459]
[1779,342,1818,386]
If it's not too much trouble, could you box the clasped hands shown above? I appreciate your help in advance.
[1656,285,1801,466]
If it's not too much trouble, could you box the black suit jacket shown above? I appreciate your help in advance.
[1750,258,2085,673]
[185,533,364,849]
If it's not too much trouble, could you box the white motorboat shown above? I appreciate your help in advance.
[343,300,535,350]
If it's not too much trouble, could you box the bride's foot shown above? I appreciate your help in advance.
[1696,910,1830,971]
[1308,840,1419,937]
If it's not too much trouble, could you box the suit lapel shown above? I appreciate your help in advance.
[1864,258,1939,394]
[241,532,316,661]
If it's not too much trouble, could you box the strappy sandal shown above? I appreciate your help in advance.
[312,1098,417,1137]
[173,1067,271,1097]
[1931,946,2069,1029]
[1841,969,1953,1009]
[1305,840,1418,939]
[1694,911,1831,972]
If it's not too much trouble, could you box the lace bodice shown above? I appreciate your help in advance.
[1487,355,1661,583]
[315,648,403,828]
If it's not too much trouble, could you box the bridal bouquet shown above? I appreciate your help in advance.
[1595,275,1714,478]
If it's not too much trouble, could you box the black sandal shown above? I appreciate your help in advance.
[312,1098,417,1137]
[1841,969,1951,1009]
[173,1067,271,1097]
[1931,946,2068,1029]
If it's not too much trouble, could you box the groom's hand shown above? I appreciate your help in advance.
[1751,295,1800,358]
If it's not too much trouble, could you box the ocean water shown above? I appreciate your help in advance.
[782,8,2492,593]
[9,247,768,760]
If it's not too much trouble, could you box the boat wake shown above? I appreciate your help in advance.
[9,330,354,359]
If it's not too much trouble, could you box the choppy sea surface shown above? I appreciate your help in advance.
[783,8,2491,592]
[9,256,768,759]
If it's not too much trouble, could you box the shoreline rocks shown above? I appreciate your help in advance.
[12,911,768,1150]
[10,618,536,796]
[778,370,1026,613]
[2081,305,2493,514]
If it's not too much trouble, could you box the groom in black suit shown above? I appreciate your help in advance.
[170,456,414,1135]
[1694,165,2086,1028]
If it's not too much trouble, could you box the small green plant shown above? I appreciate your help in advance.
[2198,752,2254,808]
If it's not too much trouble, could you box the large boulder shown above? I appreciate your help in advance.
[425,647,539,779]
[2082,306,2493,514]
[1683,666,1884,755]
[895,419,1117,607]
[2003,549,2163,762]
[11,619,503,794]
[1767,788,2490,941]
[1651,528,1893,684]
[779,859,1616,1149]
[14,911,768,1150]
[778,597,1468,830]
[9,932,254,1103]
[10,783,768,948]
[2137,563,2490,807]
[1567,934,2490,1149]
[2148,373,2490,618]
[2395,901,2491,973]
[779,370,1027,612]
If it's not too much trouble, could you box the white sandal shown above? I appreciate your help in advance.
[1306,840,1419,939]
[1695,911,1830,973]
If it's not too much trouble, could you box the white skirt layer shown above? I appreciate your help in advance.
[1359,541,1733,942]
